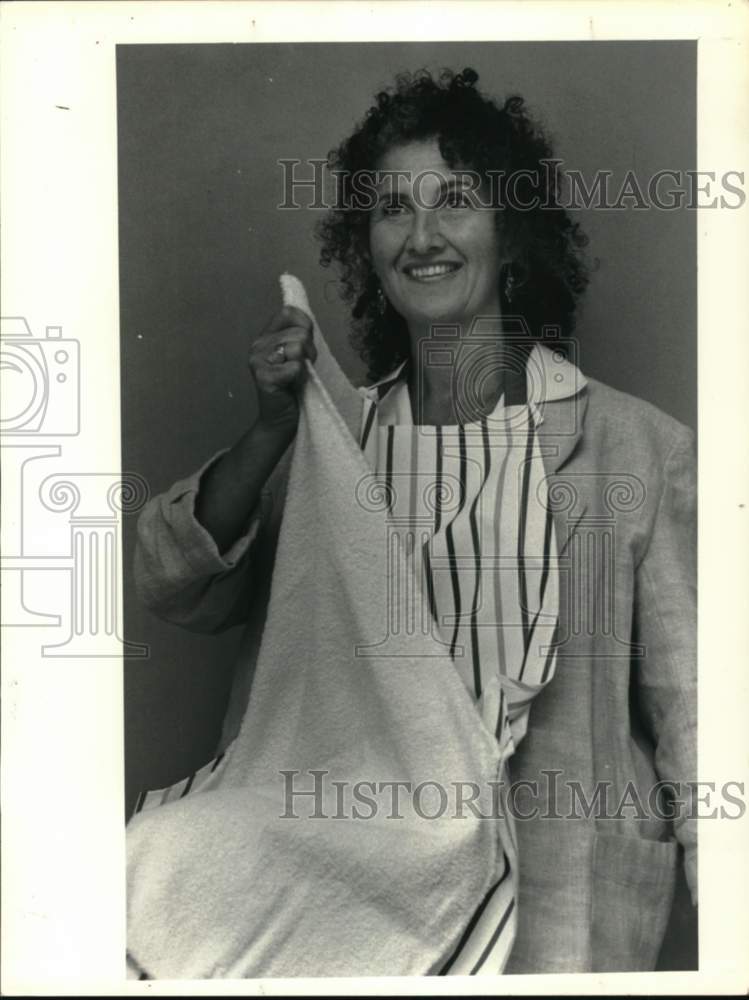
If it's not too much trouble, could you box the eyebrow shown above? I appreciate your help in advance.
[374,173,477,200]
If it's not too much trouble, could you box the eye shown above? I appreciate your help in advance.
[445,189,472,209]
[381,197,407,217]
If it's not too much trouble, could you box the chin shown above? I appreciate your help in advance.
[401,302,467,326]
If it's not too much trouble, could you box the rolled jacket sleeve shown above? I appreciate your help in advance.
[634,424,698,903]
[134,450,268,633]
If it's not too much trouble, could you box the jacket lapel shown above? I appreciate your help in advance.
[537,387,589,555]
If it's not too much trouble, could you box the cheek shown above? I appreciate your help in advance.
[474,219,503,263]
[368,225,396,274]
[450,215,502,265]
[475,240,503,288]
[466,210,500,249]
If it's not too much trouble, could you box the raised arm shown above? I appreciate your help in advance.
[134,306,316,633]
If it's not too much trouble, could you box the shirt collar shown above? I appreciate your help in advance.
[358,343,586,409]
[358,359,410,401]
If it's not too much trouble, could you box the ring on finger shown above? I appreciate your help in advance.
[272,342,287,363]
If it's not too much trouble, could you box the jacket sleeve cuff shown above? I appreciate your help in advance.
[162,449,264,576]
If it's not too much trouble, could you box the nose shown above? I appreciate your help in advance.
[407,207,445,255]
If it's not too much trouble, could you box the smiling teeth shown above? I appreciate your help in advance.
[407,264,458,278]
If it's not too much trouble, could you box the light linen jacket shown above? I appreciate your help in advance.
[134,374,697,974]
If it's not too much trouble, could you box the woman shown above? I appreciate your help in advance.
[128,68,697,977]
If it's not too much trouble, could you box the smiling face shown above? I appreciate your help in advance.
[368,138,505,336]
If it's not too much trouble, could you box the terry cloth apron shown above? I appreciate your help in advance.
[126,275,560,979]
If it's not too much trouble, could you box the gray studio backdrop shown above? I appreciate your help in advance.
[118,42,697,968]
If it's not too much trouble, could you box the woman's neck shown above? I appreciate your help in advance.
[406,315,512,426]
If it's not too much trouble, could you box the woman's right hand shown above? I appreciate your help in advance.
[248,306,318,435]
[194,306,317,554]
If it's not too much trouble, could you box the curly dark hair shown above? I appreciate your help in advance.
[316,67,589,383]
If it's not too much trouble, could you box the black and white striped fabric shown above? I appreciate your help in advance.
[358,356,560,975]
[133,753,228,814]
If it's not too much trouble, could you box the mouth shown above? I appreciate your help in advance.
[402,262,463,282]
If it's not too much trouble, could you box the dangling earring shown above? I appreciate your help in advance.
[504,265,516,304]
[376,285,387,315]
